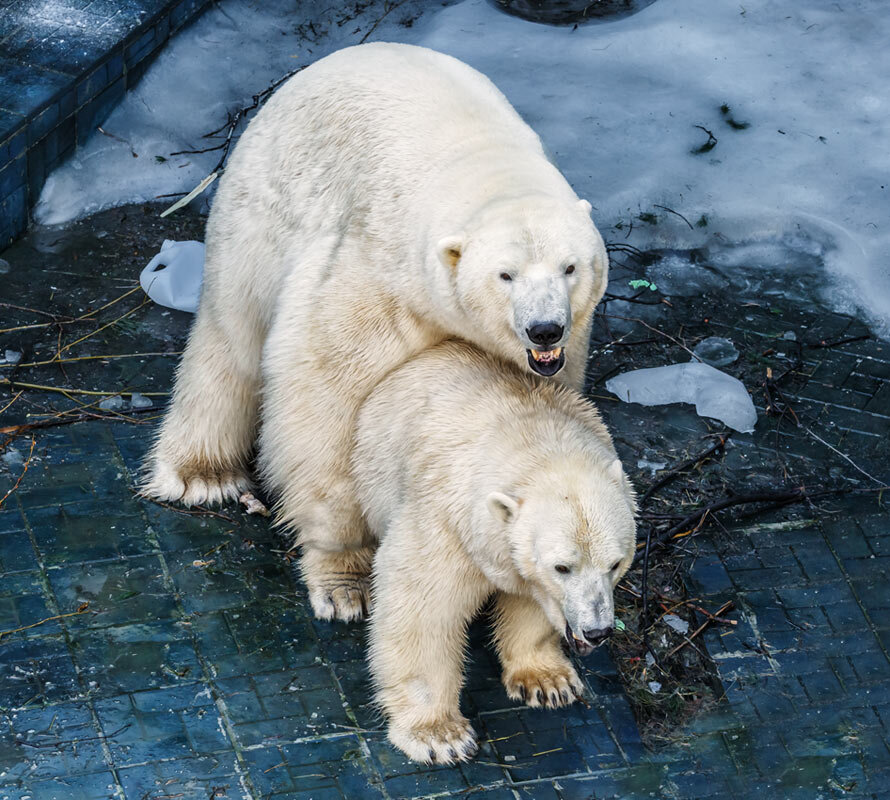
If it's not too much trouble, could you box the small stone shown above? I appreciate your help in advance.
[648,681,662,694]
[782,330,798,341]
[0,258,10,274]
[4,349,22,365]
[130,392,153,409]
[645,652,656,667]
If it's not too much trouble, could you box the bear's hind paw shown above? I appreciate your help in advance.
[388,717,477,765]
[141,460,251,507]
[309,581,370,622]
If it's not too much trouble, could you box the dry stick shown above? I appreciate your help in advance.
[3,351,182,370]
[602,313,702,362]
[639,433,731,507]
[0,391,22,417]
[54,298,150,359]
[134,491,236,523]
[806,335,870,350]
[665,600,734,659]
[0,435,35,510]
[0,602,90,641]
[639,526,656,662]
[0,286,141,335]
[653,204,694,230]
[0,408,158,442]
[0,378,169,398]
[632,485,888,566]
[803,427,884,486]
[359,0,410,43]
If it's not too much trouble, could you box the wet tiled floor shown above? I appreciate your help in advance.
[1,207,889,798]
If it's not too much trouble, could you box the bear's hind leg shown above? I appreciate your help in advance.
[369,527,489,764]
[142,313,259,505]
[493,592,585,709]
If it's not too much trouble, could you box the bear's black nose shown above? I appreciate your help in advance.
[526,322,564,347]
[582,627,613,645]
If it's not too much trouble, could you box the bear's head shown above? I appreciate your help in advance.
[487,456,636,656]
[437,195,607,379]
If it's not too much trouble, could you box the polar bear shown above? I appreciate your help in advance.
[142,42,609,622]
[352,341,637,764]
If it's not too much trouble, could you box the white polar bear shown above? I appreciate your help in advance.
[353,341,637,765]
[142,42,609,622]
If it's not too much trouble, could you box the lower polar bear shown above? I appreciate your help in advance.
[352,341,637,764]
[141,42,609,623]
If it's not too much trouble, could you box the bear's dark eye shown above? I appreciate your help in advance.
[610,560,621,572]
[555,564,571,574]
[565,264,576,275]
[499,272,513,282]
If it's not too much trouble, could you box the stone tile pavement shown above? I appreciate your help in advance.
[1,209,889,798]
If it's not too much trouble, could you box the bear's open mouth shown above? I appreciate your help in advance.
[526,347,565,377]
[564,622,595,657]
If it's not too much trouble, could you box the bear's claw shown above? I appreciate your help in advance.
[503,661,585,710]
[388,716,477,765]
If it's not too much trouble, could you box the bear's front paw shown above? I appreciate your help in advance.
[503,661,585,709]
[388,716,478,765]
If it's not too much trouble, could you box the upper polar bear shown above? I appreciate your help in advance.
[142,42,610,620]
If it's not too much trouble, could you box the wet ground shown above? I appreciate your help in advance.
[1,205,889,799]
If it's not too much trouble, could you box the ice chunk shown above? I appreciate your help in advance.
[606,362,757,433]
[3,350,22,365]
[140,240,205,313]
[693,337,738,368]
[99,395,126,411]
[663,614,690,635]
[130,392,153,409]
[0,258,10,274]
[637,458,666,476]
[646,254,728,297]
[2,447,23,468]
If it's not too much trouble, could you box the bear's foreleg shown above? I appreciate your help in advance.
[493,592,585,709]
[142,313,258,505]
[369,529,489,764]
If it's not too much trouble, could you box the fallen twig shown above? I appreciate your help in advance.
[0,602,89,641]
[639,434,730,506]
[665,600,734,659]
[0,378,168,398]
[0,435,35,510]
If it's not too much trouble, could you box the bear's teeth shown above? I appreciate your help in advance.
[531,347,563,363]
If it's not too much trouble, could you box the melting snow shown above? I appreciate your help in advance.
[35,0,890,334]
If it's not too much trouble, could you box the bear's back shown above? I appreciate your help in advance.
[352,340,616,534]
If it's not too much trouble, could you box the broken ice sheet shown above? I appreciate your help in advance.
[140,240,205,313]
[606,361,757,433]
[692,336,738,368]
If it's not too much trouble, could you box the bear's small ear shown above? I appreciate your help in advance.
[487,492,520,524]
[437,235,464,271]
[577,199,592,215]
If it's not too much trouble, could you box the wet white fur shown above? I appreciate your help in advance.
[353,341,636,764]
[141,42,608,620]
